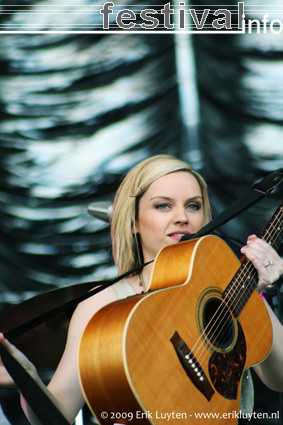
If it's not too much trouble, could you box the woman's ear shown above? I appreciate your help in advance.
[132,220,139,234]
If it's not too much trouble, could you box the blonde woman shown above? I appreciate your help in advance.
[0,154,282,424]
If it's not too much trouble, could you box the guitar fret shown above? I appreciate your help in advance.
[224,201,283,318]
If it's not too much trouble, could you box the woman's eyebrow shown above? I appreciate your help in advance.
[150,195,203,201]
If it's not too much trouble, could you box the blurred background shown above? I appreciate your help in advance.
[0,0,282,424]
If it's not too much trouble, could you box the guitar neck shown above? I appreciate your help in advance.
[259,201,283,250]
[223,201,283,318]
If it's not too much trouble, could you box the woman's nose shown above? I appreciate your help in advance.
[173,207,189,224]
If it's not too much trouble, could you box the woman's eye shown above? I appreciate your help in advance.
[187,203,201,211]
[155,203,170,210]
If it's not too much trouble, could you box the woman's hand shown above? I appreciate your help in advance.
[0,332,38,387]
[240,235,283,291]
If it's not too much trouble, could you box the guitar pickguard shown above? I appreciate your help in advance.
[209,321,246,400]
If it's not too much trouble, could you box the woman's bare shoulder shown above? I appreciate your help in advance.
[69,285,119,337]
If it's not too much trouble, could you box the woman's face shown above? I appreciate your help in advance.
[135,171,205,263]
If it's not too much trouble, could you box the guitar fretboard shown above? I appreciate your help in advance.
[223,201,283,318]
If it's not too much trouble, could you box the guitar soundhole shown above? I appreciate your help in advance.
[203,298,235,350]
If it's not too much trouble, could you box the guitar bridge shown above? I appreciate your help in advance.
[170,331,215,401]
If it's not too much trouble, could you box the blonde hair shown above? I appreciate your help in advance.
[111,154,211,274]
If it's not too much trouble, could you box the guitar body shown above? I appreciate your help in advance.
[79,235,273,424]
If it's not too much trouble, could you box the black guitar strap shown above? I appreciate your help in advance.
[1,168,282,425]
[0,344,70,425]
[181,168,283,242]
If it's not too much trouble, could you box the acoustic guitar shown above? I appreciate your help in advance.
[79,201,282,424]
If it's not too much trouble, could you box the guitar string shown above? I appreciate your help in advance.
[208,223,280,363]
[187,205,282,370]
[223,207,282,317]
[192,208,282,364]
[190,210,282,370]
[190,208,282,369]
[225,209,282,313]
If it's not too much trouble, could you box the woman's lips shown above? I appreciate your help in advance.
[168,232,190,241]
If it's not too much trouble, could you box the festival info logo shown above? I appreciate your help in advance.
[99,2,245,32]
[1,2,283,33]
